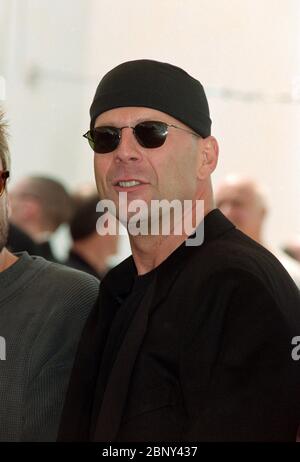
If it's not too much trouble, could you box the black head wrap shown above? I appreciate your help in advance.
[90,59,211,137]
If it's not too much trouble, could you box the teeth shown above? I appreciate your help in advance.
[118,180,141,187]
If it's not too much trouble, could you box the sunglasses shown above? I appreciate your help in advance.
[0,170,9,197]
[83,120,200,154]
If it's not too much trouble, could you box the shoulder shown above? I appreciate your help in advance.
[43,261,100,317]
[187,227,298,289]
[25,263,100,369]
[17,256,100,321]
[30,256,99,293]
[181,266,300,368]
[45,260,99,290]
[181,232,300,333]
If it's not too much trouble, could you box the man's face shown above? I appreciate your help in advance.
[0,160,9,252]
[216,181,265,239]
[93,107,203,223]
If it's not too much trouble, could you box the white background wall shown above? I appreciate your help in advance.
[1,0,300,258]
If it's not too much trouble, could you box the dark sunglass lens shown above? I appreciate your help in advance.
[87,136,95,151]
[93,127,120,153]
[134,122,168,148]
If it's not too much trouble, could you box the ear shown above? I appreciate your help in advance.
[197,136,219,180]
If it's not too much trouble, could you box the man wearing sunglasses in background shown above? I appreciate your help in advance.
[0,112,99,441]
[58,60,300,442]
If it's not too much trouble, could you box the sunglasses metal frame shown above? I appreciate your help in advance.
[0,170,9,197]
[83,120,201,154]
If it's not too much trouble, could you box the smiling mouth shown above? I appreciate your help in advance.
[117,180,143,187]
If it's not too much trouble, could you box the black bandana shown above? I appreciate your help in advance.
[90,59,211,137]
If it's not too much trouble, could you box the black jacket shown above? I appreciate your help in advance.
[58,209,300,442]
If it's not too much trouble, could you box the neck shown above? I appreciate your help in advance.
[129,198,214,275]
[0,247,19,272]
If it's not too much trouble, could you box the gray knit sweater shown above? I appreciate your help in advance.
[0,252,99,441]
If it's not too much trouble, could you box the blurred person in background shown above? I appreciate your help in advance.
[9,175,73,261]
[65,192,118,279]
[0,111,99,441]
[7,222,41,255]
[283,236,300,264]
[216,174,300,288]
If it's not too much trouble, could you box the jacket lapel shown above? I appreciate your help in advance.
[92,253,189,441]
[92,274,157,441]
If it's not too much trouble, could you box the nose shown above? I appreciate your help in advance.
[113,127,143,163]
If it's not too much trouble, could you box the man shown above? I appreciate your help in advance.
[58,60,300,442]
[7,222,41,255]
[215,174,300,287]
[0,112,99,441]
[283,236,300,263]
[65,192,118,279]
[9,175,73,260]
[215,175,267,243]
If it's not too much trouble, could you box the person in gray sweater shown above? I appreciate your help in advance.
[0,111,100,441]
